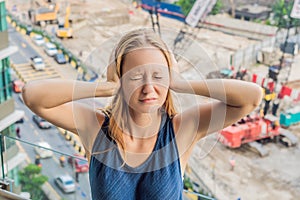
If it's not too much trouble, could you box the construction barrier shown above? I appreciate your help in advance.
[279,85,300,101]
[252,72,300,102]
[57,128,86,157]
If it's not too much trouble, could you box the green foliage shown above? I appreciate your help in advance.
[176,0,222,16]
[183,177,193,190]
[253,18,262,23]
[211,0,223,15]
[265,19,272,25]
[175,0,196,16]
[19,164,48,200]
[272,0,300,28]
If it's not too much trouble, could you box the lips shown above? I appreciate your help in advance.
[139,98,157,103]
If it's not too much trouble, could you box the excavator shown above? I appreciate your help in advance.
[56,5,73,39]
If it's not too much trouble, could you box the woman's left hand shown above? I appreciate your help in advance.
[169,54,188,93]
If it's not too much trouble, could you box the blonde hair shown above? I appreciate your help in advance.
[106,28,177,150]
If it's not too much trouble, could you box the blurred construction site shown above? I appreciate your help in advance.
[6,0,300,200]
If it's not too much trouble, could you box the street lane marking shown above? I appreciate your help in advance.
[16,141,32,163]
[34,130,39,136]
[24,75,61,82]
[13,63,31,67]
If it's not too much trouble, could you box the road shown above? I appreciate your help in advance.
[9,24,92,199]
[8,24,78,82]
[14,92,91,199]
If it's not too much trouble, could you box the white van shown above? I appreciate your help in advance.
[34,142,53,158]
[44,42,58,57]
[30,56,45,71]
[32,34,45,46]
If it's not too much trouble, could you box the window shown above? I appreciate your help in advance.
[0,58,12,103]
[1,126,16,151]
[0,2,7,31]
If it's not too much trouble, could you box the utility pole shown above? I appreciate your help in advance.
[229,0,235,18]
[149,6,161,36]
[0,134,5,180]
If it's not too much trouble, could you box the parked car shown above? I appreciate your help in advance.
[32,34,45,46]
[68,154,89,173]
[54,53,67,64]
[12,79,24,93]
[26,24,33,35]
[44,42,58,57]
[54,175,76,193]
[30,56,45,71]
[18,94,24,104]
[32,114,52,129]
[34,142,53,158]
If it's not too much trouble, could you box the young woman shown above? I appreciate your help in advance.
[22,28,262,199]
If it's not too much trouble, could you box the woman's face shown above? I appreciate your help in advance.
[121,48,170,114]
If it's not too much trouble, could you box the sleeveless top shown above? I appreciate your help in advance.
[89,114,183,200]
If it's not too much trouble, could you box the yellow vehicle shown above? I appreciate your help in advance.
[56,6,73,39]
[28,3,59,26]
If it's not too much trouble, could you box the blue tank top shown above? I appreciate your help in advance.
[89,114,183,200]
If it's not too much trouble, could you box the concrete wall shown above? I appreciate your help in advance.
[222,0,274,10]
[0,31,8,50]
[0,99,15,121]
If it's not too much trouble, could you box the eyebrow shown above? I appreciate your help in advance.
[130,73,143,77]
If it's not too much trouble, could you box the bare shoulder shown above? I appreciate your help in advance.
[88,109,106,134]
[79,109,107,156]
[172,112,198,144]
[95,110,107,127]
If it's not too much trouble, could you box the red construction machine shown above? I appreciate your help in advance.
[218,114,297,156]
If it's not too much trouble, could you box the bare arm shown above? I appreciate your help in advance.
[173,78,262,108]
[172,78,263,139]
[22,79,118,134]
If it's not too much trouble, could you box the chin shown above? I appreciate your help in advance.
[132,104,162,114]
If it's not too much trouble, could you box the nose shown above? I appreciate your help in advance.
[142,78,155,94]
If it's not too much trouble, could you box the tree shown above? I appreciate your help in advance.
[19,164,48,200]
[211,0,223,15]
[229,0,235,18]
[272,0,300,28]
[175,0,195,16]
[176,0,223,16]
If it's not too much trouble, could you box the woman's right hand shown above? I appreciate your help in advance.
[169,53,189,93]
[106,59,120,95]
[107,60,119,83]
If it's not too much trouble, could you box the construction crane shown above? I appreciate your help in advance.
[56,5,73,39]
[139,0,185,35]
[173,0,217,60]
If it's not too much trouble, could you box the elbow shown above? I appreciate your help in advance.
[21,84,30,107]
[22,83,34,109]
[252,85,263,108]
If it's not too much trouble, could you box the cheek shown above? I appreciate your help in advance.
[122,81,141,103]
[160,87,169,100]
[155,78,170,95]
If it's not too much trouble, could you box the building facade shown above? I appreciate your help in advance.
[0,0,25,193]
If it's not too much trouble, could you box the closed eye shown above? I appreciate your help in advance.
[153,72,164,79]
[130,75,143,80]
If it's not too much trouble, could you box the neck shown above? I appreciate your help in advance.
[125,109,162,139]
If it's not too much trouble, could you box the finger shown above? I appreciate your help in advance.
[107,62,119,82]
[170,52,179,73]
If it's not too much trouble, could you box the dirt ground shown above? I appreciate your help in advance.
[6,0,300,199]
